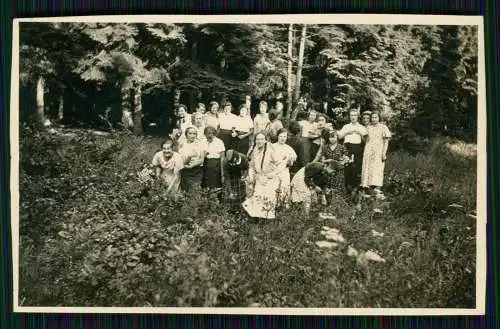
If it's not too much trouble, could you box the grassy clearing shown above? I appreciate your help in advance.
[18,125,477,308]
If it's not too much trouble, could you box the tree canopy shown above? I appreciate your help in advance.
[19,22,478,140]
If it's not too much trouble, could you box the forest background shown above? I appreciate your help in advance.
[17,23,479,308]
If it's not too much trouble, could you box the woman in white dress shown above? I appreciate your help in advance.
[242,132,281,220]
[272,128,297,207]
[360,111,391,198]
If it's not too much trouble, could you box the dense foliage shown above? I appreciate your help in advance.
[19,125,476,307]
[19,22,478,140]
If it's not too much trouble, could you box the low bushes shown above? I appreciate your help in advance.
[18,126,477,308]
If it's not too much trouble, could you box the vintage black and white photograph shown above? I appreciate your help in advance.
[11,15,486,314]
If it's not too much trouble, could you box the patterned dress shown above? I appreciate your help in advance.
[242,143,281,219]
[320,143,349,193]
[361,123,392,187]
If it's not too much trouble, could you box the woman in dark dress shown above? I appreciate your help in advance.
[223,149,249,203]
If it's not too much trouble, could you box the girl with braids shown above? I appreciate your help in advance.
[242,132,281,220]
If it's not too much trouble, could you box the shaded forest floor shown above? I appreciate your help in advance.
[18,125,477,308]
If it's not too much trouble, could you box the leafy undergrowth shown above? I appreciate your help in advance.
[18,124,477,308]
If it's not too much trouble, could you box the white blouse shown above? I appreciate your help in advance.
[218,112,238,130]
[203,137,226,159]
[235,116,254,133]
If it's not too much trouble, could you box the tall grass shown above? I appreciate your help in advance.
[18,126,477,308]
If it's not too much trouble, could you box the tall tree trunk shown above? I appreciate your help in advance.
[286,24,294,122]
[58,93,64,122]
[36,75,47,126]
[121,79,133,130]
[294,25,307,104]
[133,84,143,135]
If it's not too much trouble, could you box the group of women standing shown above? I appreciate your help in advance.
[151,99,392,220]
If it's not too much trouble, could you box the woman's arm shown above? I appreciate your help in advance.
[382,138,390,161]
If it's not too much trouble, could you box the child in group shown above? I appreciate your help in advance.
[151,139,184,197]
[290,162,333,216]
[316,129,350,204]
[195,102,206,115]
[337,108,368,204]
[202,126,226,193]
[360,111,392,200]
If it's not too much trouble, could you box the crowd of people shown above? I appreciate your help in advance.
[148,99,392,219]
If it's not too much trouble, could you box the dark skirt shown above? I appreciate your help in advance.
[344,142,364,192]
[236,135,250,156]
[218,129,237,150]
[202,158,222,189]
[224,167,246,203]
[181,166,203,192]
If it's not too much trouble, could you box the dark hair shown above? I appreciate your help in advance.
[269,109,279,121]
[204,126,216,135]
[289,121,301,135]
[224,101,232,108]
[239,104,248,112]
